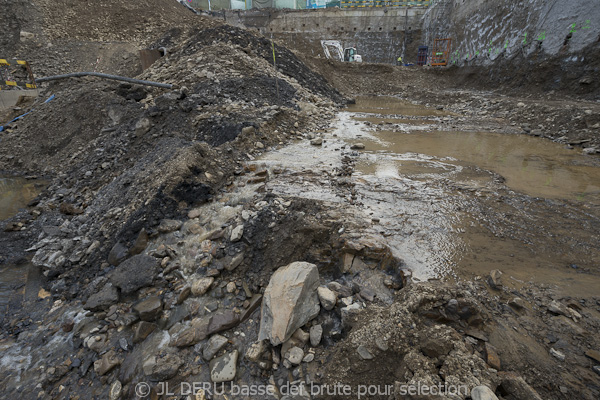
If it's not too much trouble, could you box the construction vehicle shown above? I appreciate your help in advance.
[321,40,363,63]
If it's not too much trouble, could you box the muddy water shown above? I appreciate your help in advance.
[356,129,600,204]
[0,176,45,307]
[0,176,43,220]
[349,96,600,296]
[259,96,600,297]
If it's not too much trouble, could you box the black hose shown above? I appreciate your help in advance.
[35,72,173,89]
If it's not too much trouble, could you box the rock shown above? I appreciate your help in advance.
[583,147,598,155]
[351,143,365,150]
[357,345,373,360]
[310,138,323,146]
[61,320,74,332]
[340,303,362,329]
[226,282,236,293]
[147,354,183,380]
[172,318,210,347]
[245,340,266,362]
[135,118,151,136]
[108,242,128,266]
[310,324,323,347]
[177,286,191,304]
[421,338,453,358]
[119,338,129,351]
[550,348,565,361]
[485,342,502,370]
[109,380,122,400]
[242,126,255,135]
[488,269,503,289]
[317,287,337,311]
[133,296,163,322]
[203,334,229,361]
[85,283,119,311]
[303,353,315,363]
[593,366,600,375]
[129,229,149,256]
[188,208,202,219]
[498,372,543,400]
[517,102,526,107]
[585,349,600,363]
[230,225,244,242]
[191,277,214,296]
[471,385,499,400]
[133,321,156,343]
[548,300,580,319]
[375,337,388,351]
[226,253,244,271]
[210,350,238,383]
[292,328,310,345]
[20,31,35,41]
[531,129,543,137]
[110,254,159,295]
[508,297,526,309]
[59,202,84,215]
[240,294,262,322]
[258,261,321,345]
[285,347,304,365]
[359,287,375,302]
[94,350,122,376]
[158,219,182,233]
[207,310,240,335]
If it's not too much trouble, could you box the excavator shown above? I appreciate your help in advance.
[321,40,363,63]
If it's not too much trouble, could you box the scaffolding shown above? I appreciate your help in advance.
[430,38,451,66]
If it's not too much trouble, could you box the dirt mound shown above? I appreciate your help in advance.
[36,0,198,43]
[0,13,344,306]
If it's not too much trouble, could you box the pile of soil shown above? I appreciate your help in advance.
[0,12,344,311]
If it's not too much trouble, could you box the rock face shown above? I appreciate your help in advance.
[109,254,159,295]
[258,261,321,346]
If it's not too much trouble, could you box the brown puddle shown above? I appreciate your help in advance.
[1,176,46,307]
[354,116,436,125]
[345,96,600,296]
[355,130,600,204]
[0,176,45,221]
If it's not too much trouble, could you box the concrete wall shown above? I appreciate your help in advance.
[224,8,428,63]
[423,0,600,66]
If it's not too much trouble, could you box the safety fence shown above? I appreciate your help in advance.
[0,59,36,90]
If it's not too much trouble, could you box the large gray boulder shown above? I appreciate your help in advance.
[110,254,159,295]
[258,261,320,346]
